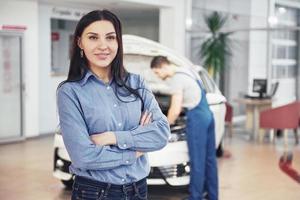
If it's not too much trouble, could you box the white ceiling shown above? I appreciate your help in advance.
[39,0,158,12]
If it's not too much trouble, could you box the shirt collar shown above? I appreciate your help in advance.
[79,70,94,86]
[79,70,114,86]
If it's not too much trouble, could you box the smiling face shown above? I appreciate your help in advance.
[78,20,118,73]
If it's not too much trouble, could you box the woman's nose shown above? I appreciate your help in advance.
[97,38,108,50]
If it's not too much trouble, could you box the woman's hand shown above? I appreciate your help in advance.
[140,110,152,126]
[136,151,144,158]
[90,131,116,146]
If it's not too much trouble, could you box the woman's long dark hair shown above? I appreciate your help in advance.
[59,10,144,111]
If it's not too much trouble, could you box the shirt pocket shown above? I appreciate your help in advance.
[81,103,110,134]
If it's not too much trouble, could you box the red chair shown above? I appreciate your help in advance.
[279,152,300,183]
[259,101,300,144]
[225,102,233,137]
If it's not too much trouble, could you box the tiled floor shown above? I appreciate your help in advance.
[219,130,300,200]
[0,130,299,200]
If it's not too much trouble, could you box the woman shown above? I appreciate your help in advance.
[57,10,170,200]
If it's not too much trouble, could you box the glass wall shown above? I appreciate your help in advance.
[271,5,298,79]
[270,4,299,103]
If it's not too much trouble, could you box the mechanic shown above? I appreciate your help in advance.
[150,56,218,200]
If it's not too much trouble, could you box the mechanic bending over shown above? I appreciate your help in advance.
[150,56,218,200]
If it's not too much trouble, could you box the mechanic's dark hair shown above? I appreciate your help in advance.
[58,9,144,111]
[150,56,171,69]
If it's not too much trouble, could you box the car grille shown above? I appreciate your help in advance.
[148,162,190,179]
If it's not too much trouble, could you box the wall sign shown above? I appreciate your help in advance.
[2,25,27,31]
[51,7,88,20]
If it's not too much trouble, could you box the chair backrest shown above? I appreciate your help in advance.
[260,101,300,129]
[269,82,279,97]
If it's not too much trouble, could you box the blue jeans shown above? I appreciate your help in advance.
[71,176,148,200]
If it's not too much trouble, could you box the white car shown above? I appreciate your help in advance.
[53,35,226,188]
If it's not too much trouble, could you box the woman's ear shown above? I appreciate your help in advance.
[77,37,82,49]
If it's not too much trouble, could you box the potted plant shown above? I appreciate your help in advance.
[200,11,232,93]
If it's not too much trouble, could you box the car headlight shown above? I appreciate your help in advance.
[169,132,186,142]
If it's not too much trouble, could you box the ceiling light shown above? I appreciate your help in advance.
[278,7,286,14]
[186,18,193,30]
[268,16,278,26]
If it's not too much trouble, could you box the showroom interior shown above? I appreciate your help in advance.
[0,0,300,199]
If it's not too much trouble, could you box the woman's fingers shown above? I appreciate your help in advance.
[140,110,148,125]
[140,110,153,125]
[90,134,101,144]
[144,112,152,125]
[136,151,144,158]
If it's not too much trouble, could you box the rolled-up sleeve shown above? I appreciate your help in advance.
[114,77,171,152]
[57,84,136,170]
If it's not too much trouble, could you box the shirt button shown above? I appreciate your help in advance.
[106,86,110,90]
[122,178,125,182]
[118,123,122,127]
[113,104,117,108]
[125,160,129,164]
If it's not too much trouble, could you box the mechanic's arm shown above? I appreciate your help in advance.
[167,92,183,125]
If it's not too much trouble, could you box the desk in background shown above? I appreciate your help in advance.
[235,98,272,140]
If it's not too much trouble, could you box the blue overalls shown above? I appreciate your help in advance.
[185,78,218,200]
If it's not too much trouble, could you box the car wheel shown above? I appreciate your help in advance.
[61,179,74,190]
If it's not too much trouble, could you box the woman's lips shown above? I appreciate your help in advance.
[95,53,109,60]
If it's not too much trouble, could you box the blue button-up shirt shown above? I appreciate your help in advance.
[57,70,170,184]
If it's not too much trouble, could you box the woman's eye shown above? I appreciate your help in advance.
[107,36,116,40]
[89,36,98,40]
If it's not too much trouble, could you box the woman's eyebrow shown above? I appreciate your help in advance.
[86,32,98,35]
[106,32,116,35]
[86,32,116,35]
